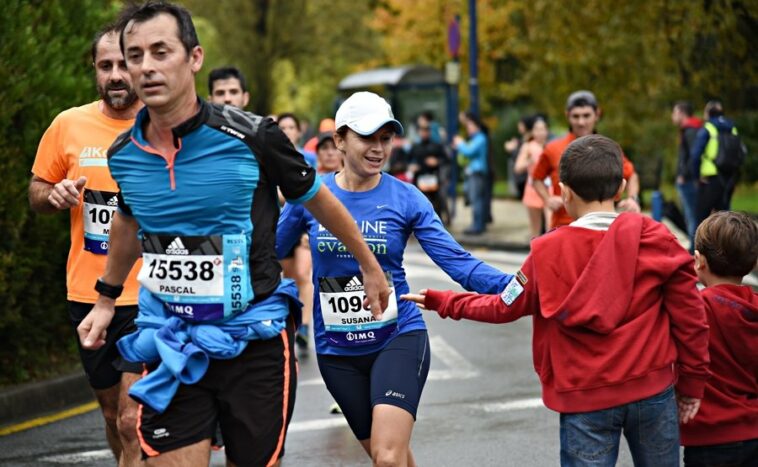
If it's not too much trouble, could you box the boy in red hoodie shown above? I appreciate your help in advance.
[681,211,758,467]
[403,134,710,466]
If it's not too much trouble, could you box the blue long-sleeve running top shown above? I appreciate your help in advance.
[276,172,511,356]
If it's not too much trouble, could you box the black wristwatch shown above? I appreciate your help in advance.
[95,278,124,299]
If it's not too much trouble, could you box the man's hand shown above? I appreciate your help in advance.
[546,196,564,212]
[361,265,390,321]
[77,297,116,349]
[48,176,87,209]
[676,395,701,424]
[617,198,641,213]
[400,289,427,310]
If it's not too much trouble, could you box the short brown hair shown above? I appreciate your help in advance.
[559,135,623,202]
[695,211,758,277]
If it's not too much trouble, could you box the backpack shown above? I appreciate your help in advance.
[714,129,747,175]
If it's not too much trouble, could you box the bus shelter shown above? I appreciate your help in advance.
[337,65,452,140]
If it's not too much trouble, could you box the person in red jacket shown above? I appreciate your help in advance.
[403,134,710,467]
[532,90,641,228]
[681,211,758,467]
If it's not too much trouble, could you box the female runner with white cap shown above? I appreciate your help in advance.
[277,92,512,466]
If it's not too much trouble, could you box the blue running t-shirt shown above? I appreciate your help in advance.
[277,172,511,356]
[108,100,320,321]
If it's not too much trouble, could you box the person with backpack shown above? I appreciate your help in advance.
[691,100,746,224]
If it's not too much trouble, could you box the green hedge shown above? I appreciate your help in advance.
[0,1,118,385]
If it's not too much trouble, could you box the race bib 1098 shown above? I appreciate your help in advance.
[318,272,398,347]
[138,233,250,322]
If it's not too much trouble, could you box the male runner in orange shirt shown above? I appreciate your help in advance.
[28,23,143,467]
[532,90,641,228]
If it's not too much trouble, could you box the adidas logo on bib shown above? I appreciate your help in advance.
[344,276,364,292]
[166,237,189,255]
[107,196,118,206]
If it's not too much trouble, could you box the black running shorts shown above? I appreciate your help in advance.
[68,301,142,390]
[137,319,297,465]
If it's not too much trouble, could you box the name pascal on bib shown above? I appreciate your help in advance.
[138,233,251,322]
[83,189,119,255]
[318,271,398,347]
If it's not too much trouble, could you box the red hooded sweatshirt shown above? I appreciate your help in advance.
[681,284,758,446]
[425,213,710,413]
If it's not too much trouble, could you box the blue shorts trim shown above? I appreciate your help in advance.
[317,330,430,440]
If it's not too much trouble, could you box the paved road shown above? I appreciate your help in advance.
[1,244,650,466]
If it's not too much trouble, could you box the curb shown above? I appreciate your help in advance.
[0,372,92,427]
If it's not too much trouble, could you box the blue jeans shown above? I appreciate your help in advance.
[466,172,486,232]
[684,439,758,467]
[677,181,698,249]
[559,386,679,467]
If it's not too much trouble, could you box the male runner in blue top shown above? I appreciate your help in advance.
[277,91,511,467]
[76,4,389,466]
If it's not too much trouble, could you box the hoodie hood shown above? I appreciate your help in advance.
[703,284,757,367]
[532,213,686,333]
[681,116,703,129]
[709,116,735,132]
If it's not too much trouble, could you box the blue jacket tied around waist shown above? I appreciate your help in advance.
[117,279,300,413]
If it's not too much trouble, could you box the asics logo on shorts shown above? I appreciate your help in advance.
[344,276,364,292]
[384,389,406,399]
[166,237,189,255]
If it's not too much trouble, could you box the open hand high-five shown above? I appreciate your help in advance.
[48,176,87,209]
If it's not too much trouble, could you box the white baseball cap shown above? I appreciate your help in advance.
[335,92,404,136]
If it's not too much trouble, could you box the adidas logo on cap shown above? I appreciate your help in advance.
[344,276,363,292]
[166,237,189,255]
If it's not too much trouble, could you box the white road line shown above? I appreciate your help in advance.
[299,335,479,387]
[40,449,113,463]
[289,417,348,432]
[475,397,545,413]
[428,335,479,378]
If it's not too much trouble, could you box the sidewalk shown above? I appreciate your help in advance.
[447,196,691,252]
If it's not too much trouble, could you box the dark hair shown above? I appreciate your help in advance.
[335,125,349,138]
[277,113,301,131]
[705,100,724,118]
[463,111,486,133]
[673,101,694,117]
[118,1,199,56]
[91,22,121,64]
[566,98,597,111]
[559,135,623,202]
[695,211,758,277]
[208,66,247,94]
[524,113,548,132]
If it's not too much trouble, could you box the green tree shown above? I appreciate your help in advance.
[182,0,379,119]
[370,0,758,183]
[0,0,118,384]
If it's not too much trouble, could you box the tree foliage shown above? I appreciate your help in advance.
[0,0,118,384]
[370,0,758,182]
[182,0,379,119]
